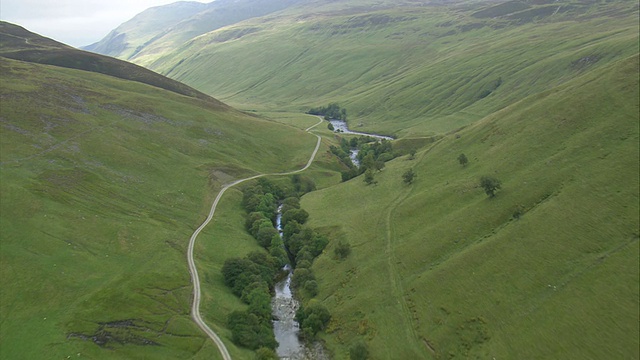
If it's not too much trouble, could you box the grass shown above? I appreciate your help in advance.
[88,0,310,67]
[0,21,221,104]
[2,1,638,359]
[146,0,638,136]
[0,56,321,359]
[301,54,639,358]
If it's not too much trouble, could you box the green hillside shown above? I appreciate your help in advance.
[2,0,638,359]
[302,54,639,358]
[84,0,310,67]
[0,38,321,359]
[146,0,638,136]
[83,1,209,59]
[0,21,221,104]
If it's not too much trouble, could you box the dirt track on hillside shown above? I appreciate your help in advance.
[186,117,323,360]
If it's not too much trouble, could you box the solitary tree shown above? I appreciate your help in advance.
[480,175,501,197]
[350,341,370,360]
[304,280,319,297]
[334,241,352,260]
[409,149,417,160]
[512,204,525,219]
[402,168,416,184]
[296,302,331,338]
[364,169,376,185]
[362,153,376,170]
[374,159,385,172]
[458,153,469,167]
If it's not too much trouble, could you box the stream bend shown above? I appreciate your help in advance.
[186,117,323,360]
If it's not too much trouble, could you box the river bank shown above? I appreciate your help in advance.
[328,119,393,140]
[270,116,392,359]
[272,206,329,360]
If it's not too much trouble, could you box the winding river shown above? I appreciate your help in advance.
[272,207,306,359]
[328,119,393,140]
[187,117,324,360]
[270,118,391,359]
[272,207,329,360]
[329,119,392,169]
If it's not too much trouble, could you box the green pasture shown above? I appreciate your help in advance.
[0,58,320,359]
[1,0,638,359]
[302,55,639,358]
[149,0,639,136]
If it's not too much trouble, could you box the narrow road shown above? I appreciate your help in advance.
[187,117,324,360]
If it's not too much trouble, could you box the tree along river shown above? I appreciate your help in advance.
[271,118,390,359]
[328,119,393,141]
[272,205,304,358]
[273,207,328,360]
[329,119,393,169]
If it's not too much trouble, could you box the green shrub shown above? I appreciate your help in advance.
[250,218,272,238]
[458,153,469,167]
[292,268,315,288]
[268,236,289,268]
[296,301,331,338]
[255,347,278,360]
[304,280,319,297]
[307,103,347,120]
[227,311,277,350]
[350,341,370,360]
[480,175,502,197]
[334,241,352,260]
[256,224,278,248]
[281,208,309,229]
[403,168,416,184]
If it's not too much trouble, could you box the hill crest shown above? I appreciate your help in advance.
[83,0,311,65]
[0,21,226,106]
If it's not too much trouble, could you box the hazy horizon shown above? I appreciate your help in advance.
[0,0,212,48]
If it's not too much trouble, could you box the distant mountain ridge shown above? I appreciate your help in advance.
[83,0,639,136]
[133,0,639,136]
[83,0,310,66]
[0,21,321,358]
[1,2,637,359]
[83,1,209,59]
[0,21,225,106]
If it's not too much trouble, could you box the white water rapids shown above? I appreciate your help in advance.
[272,207,307,359]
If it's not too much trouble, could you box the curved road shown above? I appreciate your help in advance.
[187,117,324,360]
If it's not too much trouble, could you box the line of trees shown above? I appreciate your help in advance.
[278,180,332,338]
[221,178,288,351]
[283,225,327,295]
[307,102,347,120]
[222,252,278,350]
[227,177,331,349]
[330,135,397,182]
[295,300,332,339]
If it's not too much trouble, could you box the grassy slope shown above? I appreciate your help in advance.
[0,21,220,104]
[301,55,639,358]
[0,57,319,359]
[86,0,311,67]
[2,1,636,359]
[83,2,208,59]
[187,112,347,359]
[129,0,312,67]
[148,0,639,136]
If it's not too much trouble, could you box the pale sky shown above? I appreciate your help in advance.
[0,0,212,48]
